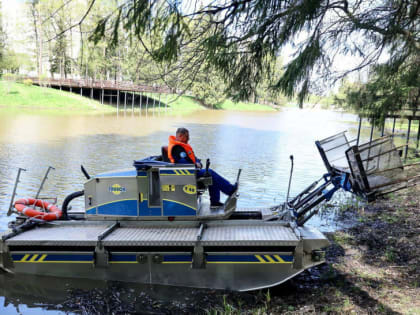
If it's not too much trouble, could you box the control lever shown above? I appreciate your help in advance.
[236,169,242,185]
[7,168,26,216]
[81,165,91,180]
[35,166,55,200]
[205,159,210,176]
[286,155,294,205]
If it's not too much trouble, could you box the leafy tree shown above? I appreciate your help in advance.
[90,0,419,108]
[28,0,43,76]
[1,50,32,73]
[341,57,419,126]
[0,0,6,74]
[191,67,226,108]
[49,18,71,78]
[255,56,287,106]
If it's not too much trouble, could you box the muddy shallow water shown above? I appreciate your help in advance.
[0,108,361,314]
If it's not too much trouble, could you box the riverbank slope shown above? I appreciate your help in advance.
[0,81,276,113]
[0,81,114,113]
[213,185,420,314]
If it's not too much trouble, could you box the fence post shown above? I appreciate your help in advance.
[124,91,127,111]
[132,92,134,113]
[117,90,120,111]
[139,93,142,115]
[369,119,375,143]
[146,93,149,116]
[405,118,412,161]
[153,94,156,116]
[392,117,396,135]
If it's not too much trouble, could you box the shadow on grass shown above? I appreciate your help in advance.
[221,240,400,314]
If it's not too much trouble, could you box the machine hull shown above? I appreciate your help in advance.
[0,217,328,291]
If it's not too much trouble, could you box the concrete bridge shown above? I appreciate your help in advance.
[28,77,175,111]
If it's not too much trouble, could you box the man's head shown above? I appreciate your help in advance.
[176,127,190,144]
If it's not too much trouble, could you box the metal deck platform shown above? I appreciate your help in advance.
[4,219,299,247]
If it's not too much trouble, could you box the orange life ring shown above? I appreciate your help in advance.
[14,198,62,221]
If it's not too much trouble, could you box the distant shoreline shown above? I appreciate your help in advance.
[0,81,277,114]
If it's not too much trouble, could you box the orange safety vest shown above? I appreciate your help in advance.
[168,135,197,164]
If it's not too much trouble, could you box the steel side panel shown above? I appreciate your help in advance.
[95,177,139,216]
[84,180,97,214]
[160,172,198,216]
[107,252,150,283]
[150,252,296,291]
[6,250,302,291]
[298,226,330,251]
[9,250,98,279]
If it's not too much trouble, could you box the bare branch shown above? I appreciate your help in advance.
[45,0,96,43]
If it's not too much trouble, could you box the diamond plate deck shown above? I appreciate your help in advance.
[104,226,199,246]
[201,223,298,246]
[102,222,299,247]
[5,221,301,247]
[5,223,110,246]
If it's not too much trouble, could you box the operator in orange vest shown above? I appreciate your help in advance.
[168,127,237,208]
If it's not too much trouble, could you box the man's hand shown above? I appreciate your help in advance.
[195,161,203,169]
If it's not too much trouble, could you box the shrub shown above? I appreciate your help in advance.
[3,73,16,81]
[23,79,33,86]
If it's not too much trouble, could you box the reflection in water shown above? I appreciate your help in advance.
[0,271,263,314]
[0,108,358,313]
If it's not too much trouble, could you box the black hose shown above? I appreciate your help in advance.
[229,211,262,220]
[61,190,84,220]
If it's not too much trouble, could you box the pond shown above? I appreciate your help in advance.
[0,108,359,314]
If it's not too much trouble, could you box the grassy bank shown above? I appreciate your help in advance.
[142,93,277,112]
[143,93,206,114]
[0,82,277,114]
[0,81,115,114]
[217,99,276,111]
[207,186,420,314]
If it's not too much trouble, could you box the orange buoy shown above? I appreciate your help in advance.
[14,198,62,221]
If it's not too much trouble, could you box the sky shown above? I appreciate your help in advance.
[2,0,30,53]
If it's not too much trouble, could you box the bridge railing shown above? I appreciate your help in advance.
[27,77,173,94]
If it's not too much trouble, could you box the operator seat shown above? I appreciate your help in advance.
[161,145,212,194]
[161,146,170,162]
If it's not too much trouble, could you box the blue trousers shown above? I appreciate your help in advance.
[197,169,235,203]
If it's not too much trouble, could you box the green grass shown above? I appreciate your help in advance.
[0,81,277,115]
[0,81,115,113]
[142,93,206,114]
[139,93,277,112]
[217,99,276,111]
[351,117,420,134]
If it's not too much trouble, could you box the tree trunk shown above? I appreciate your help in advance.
[30,2,42,76]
